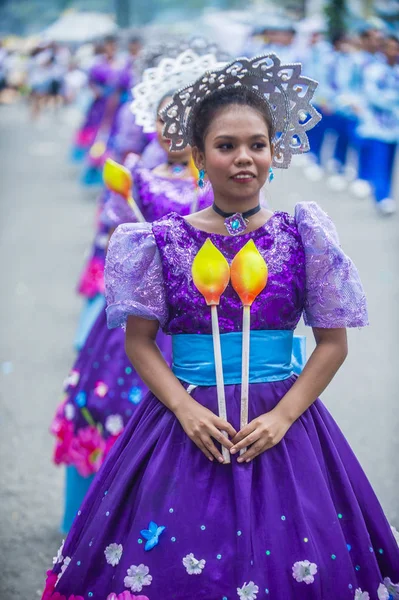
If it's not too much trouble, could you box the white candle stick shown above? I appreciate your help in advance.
[240,305,251,456]
[127,195,146,223]
[211,305,231,464]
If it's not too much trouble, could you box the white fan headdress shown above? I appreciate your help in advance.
[131,48,226,134]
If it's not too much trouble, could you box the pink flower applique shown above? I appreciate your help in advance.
[107,592,150,600]
[42,571,58,600]
[51,415,74,466]
[77,256,105,298]
[95,381,109,398]
[69,425,106,477]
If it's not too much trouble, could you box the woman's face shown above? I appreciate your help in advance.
[194,105,272,204]
[156,97,192,162]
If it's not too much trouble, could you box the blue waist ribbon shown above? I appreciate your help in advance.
[172,331,306,386]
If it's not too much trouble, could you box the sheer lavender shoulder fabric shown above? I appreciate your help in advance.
[101,192,136,228]
[295,201,369,328]
[105,223,168,329]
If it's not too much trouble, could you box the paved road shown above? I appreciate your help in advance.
[0,102,398,598]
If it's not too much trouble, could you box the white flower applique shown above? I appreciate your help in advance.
[57,556,71,584]
[378,578,399,600]
[105,414,124,436]
[182,553,206,575]
[64,369,80,389]
[52,539,65,565]
[377,584,389,600]
[355,590,370,600]
[237,581,259,599]
[104,543,123,566]
[292,560,318,584]
[64,403,75,421]
[124,564,152,592]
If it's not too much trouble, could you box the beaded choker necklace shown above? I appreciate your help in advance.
[212,203,261,236]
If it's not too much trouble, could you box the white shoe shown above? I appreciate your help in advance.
[377,198,396,216]
[327,174,348,192]
[304,164,324,182]
[349,179,372,198]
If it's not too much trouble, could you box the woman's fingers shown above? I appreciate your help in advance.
[231,421,257,446]
[237,440,268,463]
[195,440,214,462]
[202,435,225,463]
[230,431,259,453]
[214,416,237,439]
[210,426,233,450]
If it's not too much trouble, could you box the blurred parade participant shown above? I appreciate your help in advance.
[347,26,386,198]
[305,33,358,188]
[70,35,132,183]
[42,52,399,598]
[355,35,399,215]
[50,49,218,534]
[27,45,53,119]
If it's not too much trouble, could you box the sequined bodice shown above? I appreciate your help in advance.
[153,212,306,335]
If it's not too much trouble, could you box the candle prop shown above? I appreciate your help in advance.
[103,158,145,223]
[231,240,268,455]
[192,239,231,463]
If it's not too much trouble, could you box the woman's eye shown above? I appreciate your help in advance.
[218,143,233,150]
[253,142,266,149]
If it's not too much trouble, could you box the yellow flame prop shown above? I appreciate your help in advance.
[192,239,230,306]
[230,240,268,306]
[103,158,132,200]
[103,158,145,222]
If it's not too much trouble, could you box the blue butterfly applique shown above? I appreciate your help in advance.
[140,521,166,551]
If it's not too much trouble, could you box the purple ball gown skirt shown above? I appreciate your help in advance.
[46,377,399,599]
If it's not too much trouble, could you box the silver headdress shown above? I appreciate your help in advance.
[161,54,322,169]
[131,48,226,134]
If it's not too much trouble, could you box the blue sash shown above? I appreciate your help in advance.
[172,331,305,386]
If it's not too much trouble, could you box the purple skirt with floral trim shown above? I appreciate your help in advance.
[44,376,399,599]
[51,309,171,477]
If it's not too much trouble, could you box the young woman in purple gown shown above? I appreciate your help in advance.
[43,55,399,599]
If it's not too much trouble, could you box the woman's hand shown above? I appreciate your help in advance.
[230,409,292,463]
[175,398,237,463]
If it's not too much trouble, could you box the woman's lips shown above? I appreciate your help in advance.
[231,174,255,184]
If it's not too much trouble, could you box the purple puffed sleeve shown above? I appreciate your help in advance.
[101,192,137,228]
[105,223,168,329]
[295,202,368,328]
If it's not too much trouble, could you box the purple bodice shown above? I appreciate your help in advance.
[105,202,368,333]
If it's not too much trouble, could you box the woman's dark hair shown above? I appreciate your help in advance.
[191,86,274,151]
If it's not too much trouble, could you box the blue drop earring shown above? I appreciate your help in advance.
[268,167,274,183]
[198,169,205,188]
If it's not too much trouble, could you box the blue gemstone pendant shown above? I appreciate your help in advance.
[224,213,248,236]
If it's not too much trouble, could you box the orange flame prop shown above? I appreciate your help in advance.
[192,239,230,306]
[103,158,145,222]
[230,240,268,306]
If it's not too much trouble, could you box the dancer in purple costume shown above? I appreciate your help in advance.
[43,54,399,599]
[75,137,166,351]
[51,86,212,532]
